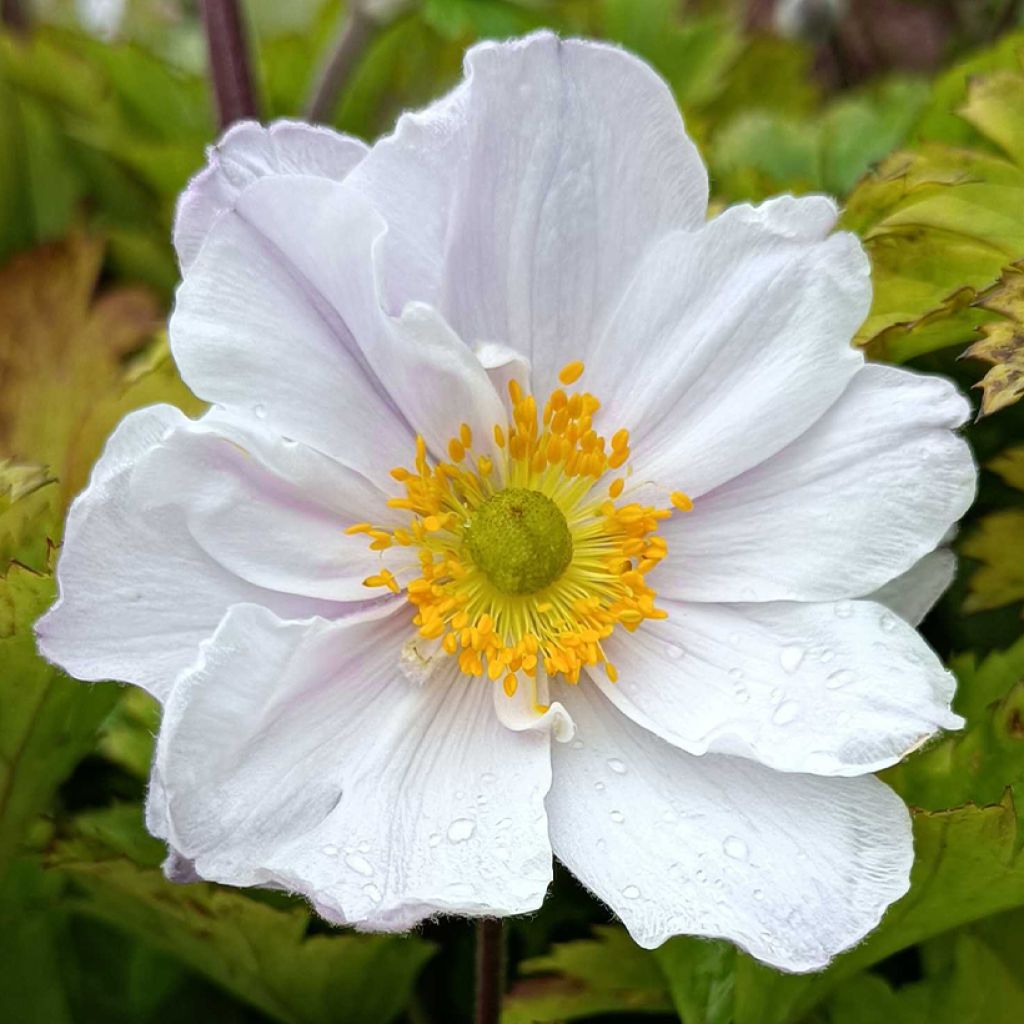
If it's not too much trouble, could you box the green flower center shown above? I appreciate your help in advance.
[466,487,573,595]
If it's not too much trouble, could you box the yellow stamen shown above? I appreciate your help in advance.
[558,360,585,385]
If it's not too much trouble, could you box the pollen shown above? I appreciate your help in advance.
[356,361,692,690]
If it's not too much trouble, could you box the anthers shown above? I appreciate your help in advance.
[351,362,692,691]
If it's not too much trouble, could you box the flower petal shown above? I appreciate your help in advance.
[867,548,956,626]
[657,363,975,601]
[128,408,396,602]
[589,195,869,495]
[35,406,354,700]
[153,604,554,926]
[549,683,912,971]
[347,31,708,385]
[174,120,367,270]
[592,598,960,776]
[171,176,506,474]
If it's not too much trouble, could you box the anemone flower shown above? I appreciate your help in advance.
[37,32,976,972]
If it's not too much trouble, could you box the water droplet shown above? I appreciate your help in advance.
[695,868,707,882]
[879,612,897,633]
[834,600,853,618]
[607,758,627,775]
[572,739,584,750]
[753,888,765,901]
[622,885,641,899]
[826,669,855,690]
[772,700,800,725]
[428,832,441,847]
[769,686,782,701]
[253,403,267,420]
[362,883,382,903]
[664,642,685,660]
[594,781,606,792]
[609,810,625,823]
[662,809,678,824]
[345,853,373,877]
[481,772,496,785]
[357,840,370,853]
[723,836,749,861]
[734,685,750,703]
[819,648,835,664]
[495,818,512,831]
[476,794,488,805]
[728,667,744,681]
[779,645,805,674]
[321,844,339,857]
[447,818,476,843]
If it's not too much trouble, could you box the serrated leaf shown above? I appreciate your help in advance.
[965,260,1024,416]
[49,805,434,1024]
[502,925,672,1023]
[990,445,1024,491]
[0,564,119,877]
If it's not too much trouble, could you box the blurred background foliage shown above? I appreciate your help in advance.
[2,1,1024,1022]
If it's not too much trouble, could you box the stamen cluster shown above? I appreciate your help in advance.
[350,362,692,697]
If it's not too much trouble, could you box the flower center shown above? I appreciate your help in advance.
[350,361,693,695]
[466,487,573,595]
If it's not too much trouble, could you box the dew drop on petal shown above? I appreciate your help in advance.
[622,885,641,899]
[609,810,625,823]
[447,818,476,843]
[826,669,855,690]
[772,700,800,725]
[594,781,606,792]
[607,758,627,774]
[345,853,374,877]
[880,612,897,633]
[495,818,512,831]
[819,648,835,664]
[572,739,585,750]
[362,883,382,903]
[481,773,496,785]
[428,832,441,847]
[321,844,339,857]
[723,836,749,861]
[834,600,853,618]
[779,645,805,674]
[753,888,765,901]
[664,642,685,660]
[729,667,743,681]
[253,403,267,420]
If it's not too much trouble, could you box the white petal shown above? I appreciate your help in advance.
[867,548,956,626]
[35,406,353,701]
[589,195,869,495]
[128,408,394,602]
[549,684,912,971]
[657,363,975,602]
[493,668,575,743]
[174,120,367,270]
[347,31,708,384]
[171,176,506,474]
[154,604,554,925]
[593,598,960,776]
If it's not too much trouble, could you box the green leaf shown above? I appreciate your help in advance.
[961,511,1024,612]
[0,564,119,878]
[50,805,435,1024]
[965,260,1024,417]
[502,925,672,1023]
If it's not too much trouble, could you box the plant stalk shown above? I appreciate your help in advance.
[474,918,505,1024]
[199,0,259,130]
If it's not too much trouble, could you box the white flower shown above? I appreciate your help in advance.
[37,33,975,972]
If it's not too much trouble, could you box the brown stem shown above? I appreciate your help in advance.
[474,918,505,1024]
[1,0,29,34]
[199,0,259,130]
[305,4,376,124]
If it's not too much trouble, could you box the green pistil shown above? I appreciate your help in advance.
[466,488,573,595]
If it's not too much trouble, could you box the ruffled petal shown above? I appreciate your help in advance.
[35,406,365,701]
[347,31,708,386]
[657,363,975,601]
[592,598,960,776]
[153,604,554,926]
[549,684,912,971]
[170,176,506,477]
[174,119,367,270]
[588,195,869,496]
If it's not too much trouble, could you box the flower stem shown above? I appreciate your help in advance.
[474,918,505,1024]
[199,0,259,130]
[305,3,376,124]
[1,0,28,34]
